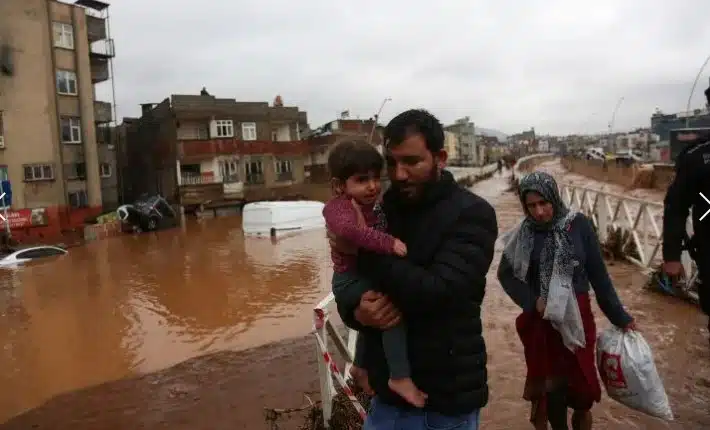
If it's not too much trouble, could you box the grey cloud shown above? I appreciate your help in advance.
[96,0,710,134]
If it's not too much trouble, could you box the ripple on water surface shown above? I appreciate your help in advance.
[0,215,332,422]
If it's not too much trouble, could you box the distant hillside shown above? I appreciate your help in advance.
[477,127,508,141]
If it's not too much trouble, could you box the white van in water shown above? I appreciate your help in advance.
[242,201,325,237]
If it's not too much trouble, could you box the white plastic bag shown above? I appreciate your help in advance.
[596,327,674,421]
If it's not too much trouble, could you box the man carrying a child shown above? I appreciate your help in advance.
[327,109,498,429]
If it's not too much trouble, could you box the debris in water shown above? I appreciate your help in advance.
[264,383,371,430]
[602,226,639,261]
[645,265,700,306]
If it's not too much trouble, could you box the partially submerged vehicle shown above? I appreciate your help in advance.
[0,245,67,267]
[584,147,606,161]
[242,200,325,237]
[117,194,178,233]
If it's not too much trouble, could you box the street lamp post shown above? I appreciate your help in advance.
[607,96,625,151]
[685,53,710,128]
[367,97,392,145]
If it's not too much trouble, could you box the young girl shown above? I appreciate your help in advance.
[323,140,427,407]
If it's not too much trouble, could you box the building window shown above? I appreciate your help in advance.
[245,160,264,184]
[52,22,74,50]
[100,163,111,178]
[23,164,54,181]
[215,120,234,138]
[242,122,257,141]
[0,166,7,181]
[56,70,77,95]
[68,190,89,208]
[65,162,86,179]
[218,159,239,182]
[60,117,82,143]
[274,159,293,181]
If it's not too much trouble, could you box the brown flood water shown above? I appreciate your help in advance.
[0,199,333,422]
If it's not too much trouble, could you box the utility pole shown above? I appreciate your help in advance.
[367,98,392,146]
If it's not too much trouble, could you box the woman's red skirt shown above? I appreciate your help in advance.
[515,292,602,413]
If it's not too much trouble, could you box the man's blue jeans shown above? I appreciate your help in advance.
[364,397,481,430]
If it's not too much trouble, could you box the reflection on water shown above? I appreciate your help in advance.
[0,215,332,422]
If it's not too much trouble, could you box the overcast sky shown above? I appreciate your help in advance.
[97,0,710,136]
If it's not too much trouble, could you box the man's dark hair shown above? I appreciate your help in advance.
[327,140,384,181]
[384,109,445,153]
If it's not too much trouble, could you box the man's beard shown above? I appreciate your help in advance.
[391,164,440,199]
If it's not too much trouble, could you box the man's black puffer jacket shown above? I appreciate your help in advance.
[337,170,498,415]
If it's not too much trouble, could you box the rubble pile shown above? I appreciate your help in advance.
[265,383,371,430]
[602,226,640,261]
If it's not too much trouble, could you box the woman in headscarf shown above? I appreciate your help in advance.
[498,171,636,430]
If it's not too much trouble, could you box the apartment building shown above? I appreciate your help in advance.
[445,117,479,166]
[443,131,459,164]
[305,118,384,182]
[121,92,311,207]
[0,0,116,240]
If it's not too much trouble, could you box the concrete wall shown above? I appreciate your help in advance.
[561,157,675,193]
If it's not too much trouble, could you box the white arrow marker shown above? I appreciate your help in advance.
[0,193,6,222]
[700,192,710,221]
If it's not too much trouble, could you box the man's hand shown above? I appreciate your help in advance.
[354,290,402,330]
[327,229,358,255]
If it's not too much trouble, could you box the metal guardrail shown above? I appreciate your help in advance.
[311,157,549,427]
[559,183,698,300]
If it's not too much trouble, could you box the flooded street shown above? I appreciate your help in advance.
[0,216,333,423]
[0,166,708,429]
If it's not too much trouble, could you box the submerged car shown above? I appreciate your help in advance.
[116,194,178,233]
[0,245,67,267]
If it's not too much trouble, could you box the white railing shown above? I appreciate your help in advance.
[179,174,241,186]
[312,295,365,428]
[559,183,698,300]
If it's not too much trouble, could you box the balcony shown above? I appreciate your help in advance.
[94,100,112,123]
[178,173,244,205]
[96,125,112,144]
[90,58,109,83]
[178,139,309,160]
[86,15,107,42]
[90,39,115,59]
